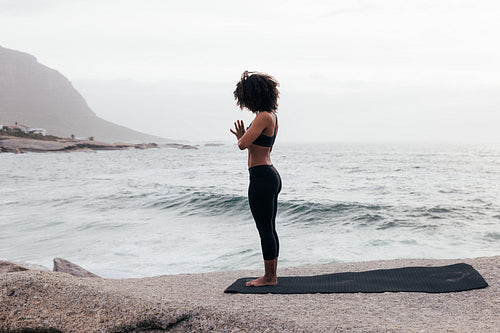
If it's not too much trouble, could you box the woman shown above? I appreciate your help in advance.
[230,71,282,287]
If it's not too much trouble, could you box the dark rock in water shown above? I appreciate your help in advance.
[53,258,100,278]
[0,260,51,273]
[162,143,198,149]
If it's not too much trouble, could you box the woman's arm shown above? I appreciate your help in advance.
[230,112,271,150]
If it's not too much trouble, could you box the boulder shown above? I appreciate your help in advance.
[53,258,100,278]
[0,260,51,274]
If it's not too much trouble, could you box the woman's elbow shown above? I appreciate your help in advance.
[238,140,249,150]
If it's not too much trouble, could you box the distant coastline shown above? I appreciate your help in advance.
[0,134,197,153]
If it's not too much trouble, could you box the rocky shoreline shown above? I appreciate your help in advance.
[1,256,498,332]
[0,135,197,153]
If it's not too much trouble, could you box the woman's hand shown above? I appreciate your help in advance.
[230,120,246,140]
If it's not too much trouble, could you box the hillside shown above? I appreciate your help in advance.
[0,45,170,143]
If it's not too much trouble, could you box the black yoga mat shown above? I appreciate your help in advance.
[224,263,488,294]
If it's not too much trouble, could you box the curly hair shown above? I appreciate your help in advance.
[233,71,280,113]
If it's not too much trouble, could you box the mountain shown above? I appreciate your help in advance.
[0,45,170,143]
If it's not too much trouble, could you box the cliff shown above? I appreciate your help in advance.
[0,45,170,143]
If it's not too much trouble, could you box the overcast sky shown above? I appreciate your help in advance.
[1,0,499,143]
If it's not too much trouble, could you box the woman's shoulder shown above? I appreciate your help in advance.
[256,111,276,122]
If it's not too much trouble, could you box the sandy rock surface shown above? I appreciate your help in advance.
[1,256,498,332]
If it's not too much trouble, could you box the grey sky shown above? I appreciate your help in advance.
[1,0,499,142]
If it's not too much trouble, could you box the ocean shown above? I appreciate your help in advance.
[1,142,499,278]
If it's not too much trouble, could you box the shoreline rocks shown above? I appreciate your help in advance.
[0,260,51,274]
[0,135,197,153]
[0,258,99,278]
[53,258,100,278]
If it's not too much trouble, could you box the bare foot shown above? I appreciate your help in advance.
[246,276,277,287]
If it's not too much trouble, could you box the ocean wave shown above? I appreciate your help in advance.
[133,187,498,234]
[146,191,249,217]
[484,232,500,241]
[145,189,393,226]
[278,200,386,225]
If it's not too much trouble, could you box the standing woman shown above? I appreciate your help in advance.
[230,71,282,287]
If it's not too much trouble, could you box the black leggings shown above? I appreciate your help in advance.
[248,165,282,261]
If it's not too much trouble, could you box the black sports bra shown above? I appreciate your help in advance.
[248,114,277,148]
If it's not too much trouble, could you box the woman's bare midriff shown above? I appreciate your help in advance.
[247,144,272,168]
